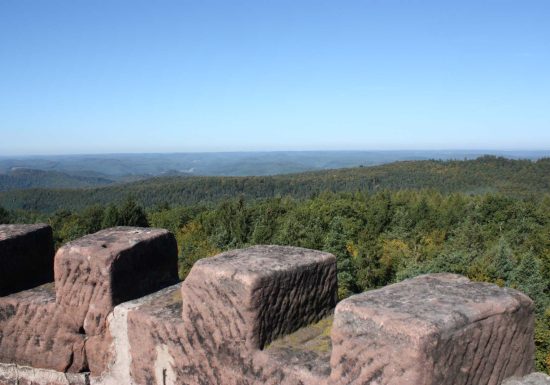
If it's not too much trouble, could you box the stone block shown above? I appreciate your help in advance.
[330,273,535,385]
[99,245,337,385]
[0,224,54,296]
[181,245,337,352]
[0,284,87,373]
[54,227,178,375]
[54,227,178,335]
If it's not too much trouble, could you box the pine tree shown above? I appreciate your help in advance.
[512,253,548,314]
[324,216,356,299]
[491,237,515,284]
[102,205,120,228]
[118,198,149,227]
[0,205,10,224]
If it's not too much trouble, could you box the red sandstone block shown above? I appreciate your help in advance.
[181,245,337,352]
[0,284,87,373]
[54,226,178,335]
[54,226,178,375]
[329,273,535,385]
[0,224,54,296]
[105,245,336,385]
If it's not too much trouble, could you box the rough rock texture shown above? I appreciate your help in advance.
[0,224,54,296]
[503,373,550,385]
[0,363,89,385]
[88,246,336,385]
[330,273,535,385]
[0,234,541,385]
[263,315,333,382]
[182,245,337,351]
[0,283,87,373]
[0,226,179,376]
[54,227,179,374]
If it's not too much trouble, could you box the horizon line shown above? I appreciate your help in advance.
[2,148,550,158]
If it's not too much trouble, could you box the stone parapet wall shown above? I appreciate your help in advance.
[0,226,178,377]
[0,224,542,385]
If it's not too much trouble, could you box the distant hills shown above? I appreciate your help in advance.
[0,168,115,191]
[1,150,549,179]
[1,156,549,213]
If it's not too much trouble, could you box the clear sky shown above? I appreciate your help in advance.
[1,0,549,155]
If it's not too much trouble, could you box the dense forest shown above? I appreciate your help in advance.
[0,157,549,373]
[1,156,549,212]
[0,168,116,191]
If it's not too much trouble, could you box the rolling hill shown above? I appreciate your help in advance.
[1,156,548,213]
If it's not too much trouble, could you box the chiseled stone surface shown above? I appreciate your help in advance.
[503,373,550,385]
[0,226,179,376]
[0,283,87,373]
[0,224,54,296]
[0,363,89,385]
[330,273,535,385]
[54,226,179,374]
[97,245,337,385]
[0,233,542,385]
[182,245,337,351]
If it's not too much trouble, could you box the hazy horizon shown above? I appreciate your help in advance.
[2,148,550,159]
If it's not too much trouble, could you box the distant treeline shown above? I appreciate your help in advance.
[1,156,549,213]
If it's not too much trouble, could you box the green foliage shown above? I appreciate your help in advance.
[117,198,149,227]
[488,238,515,285]
[512,253,548,315]
[48,200,149,247]
[102,205,120,228]
[535,308,550,373]
[176,221,220,279]
[0,205,10,224]
[148,206,191,235]
[324,217,357,299]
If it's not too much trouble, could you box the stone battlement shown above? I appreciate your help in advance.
[0,224,546,385]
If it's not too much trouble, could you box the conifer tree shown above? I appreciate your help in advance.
[118,198,149,227]
[324,216,356,299]
[0,205,10,224]
[512,253,548,314]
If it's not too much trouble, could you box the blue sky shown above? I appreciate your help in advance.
[0,0,549,155]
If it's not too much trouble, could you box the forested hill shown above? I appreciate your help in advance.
[1,156,549,213]
[0,168,115,191]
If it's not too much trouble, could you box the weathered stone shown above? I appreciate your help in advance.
[0,224,54,296]
[330,273,535,385]
[1,226,179,376]
[55,226,178,376]
[263,315,333,383]
[503,373,550,385]
[0,283,87,373]
[55,227,178,336]
[182,245,337,352]
[124,284,184,385]
[95,245,337,385]
[1,232,542,385]
[0,363,89,385]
